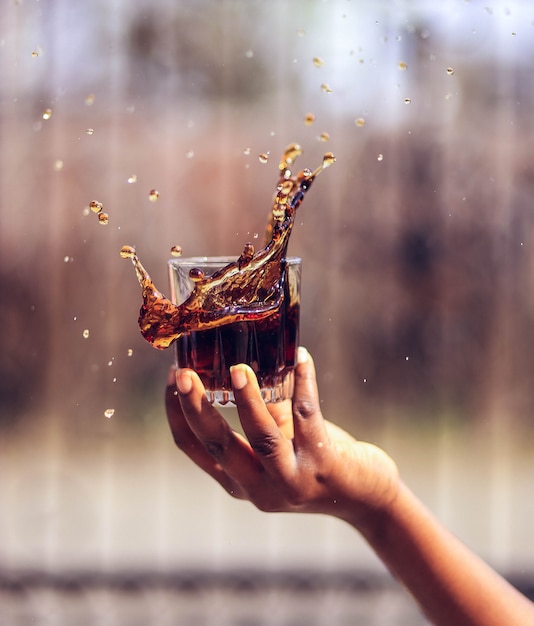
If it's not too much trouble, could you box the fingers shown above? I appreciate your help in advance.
[176,367,264,485]
[291,347,328,452]
[166,347,327,504]
[165,367,243,496]
[231,365,295,477]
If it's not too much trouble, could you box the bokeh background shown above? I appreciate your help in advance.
[2,1,534,624]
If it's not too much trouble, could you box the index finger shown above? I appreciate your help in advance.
[231,365,296,476]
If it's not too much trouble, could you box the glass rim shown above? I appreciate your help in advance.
[168,255,302,268]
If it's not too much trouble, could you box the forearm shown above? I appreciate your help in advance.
[350,483,533,626]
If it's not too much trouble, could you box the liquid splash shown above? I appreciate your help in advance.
[122,144,335,350]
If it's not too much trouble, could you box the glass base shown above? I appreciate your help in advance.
[205,369,295,406]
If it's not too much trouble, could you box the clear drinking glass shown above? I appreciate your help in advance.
[168,256,301,405]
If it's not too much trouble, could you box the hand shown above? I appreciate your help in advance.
[165,347,400,526]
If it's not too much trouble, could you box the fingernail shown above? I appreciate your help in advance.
[176,369,193,395]
[230,365,248,390]
[297,346,309,364]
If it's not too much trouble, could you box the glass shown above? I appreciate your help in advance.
[168,256,301,405]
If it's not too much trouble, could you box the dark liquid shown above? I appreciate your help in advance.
[121,144,334,363]
[176,265,300,404]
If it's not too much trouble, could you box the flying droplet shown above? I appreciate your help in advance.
[127,348,134,357]
[31,50,39,58]
[243,147,251,155]
[377,153,384,161]
[149,189,160,202]
[54,160,64,171]
[127,174,137,184]
[85,93,95,106]
[98,212,109,225]
[398,61,408,71]
[322,152,336,168]
[404,97,412,104]
[104,408,115,419]
[355,117,366,127]
[82,329,90,339]
[89,200,103,214]
[42,108,52,120]
[320,83,333,94]
[120,245,136,259]
[319,132,330,142]
[244,49,254,58]
[85,128,94,135]
[305,113,316,125]
[170,245,182,257]
[185,150,194,159]
[258,153,269,164]
[446,67,454,75]
[313,57,324,68]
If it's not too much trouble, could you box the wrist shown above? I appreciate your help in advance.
[334,476,404,535]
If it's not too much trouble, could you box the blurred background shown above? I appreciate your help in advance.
[2,0,534,623]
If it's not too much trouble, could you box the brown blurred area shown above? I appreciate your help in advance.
[1,1,534,619]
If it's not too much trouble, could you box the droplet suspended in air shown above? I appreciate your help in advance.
[446,67,455,75]
[322,152,336,168]
[120,245,136,259]
[82,329,90,339]
[42,108,52,120]
[404,97,412,104]
[319,132,330,142]
[377,153,384,161]
[127,348,134,357]
[320,83,333,94]
[31,49,39,58]
[170,245,182,257]
[258,153,269,164]
[243,147,251,156]
[355,117,366,127]
[304,113,316,126]
[85,94,95,106]
[149,189,160,202]
[313,57,324,68]
[85,128,94,135]
[89,200,103,214]
[398,61,408,71]
[127,174,137,184]
[54,160,64,171]
[98,212,109,225]
[104,408,115,419]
